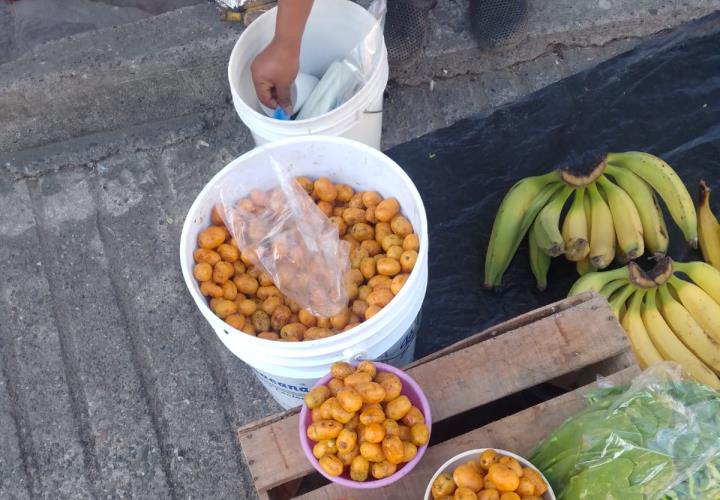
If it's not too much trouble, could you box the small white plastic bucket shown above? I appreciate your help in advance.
[228,0,389,150]
[180,136,428,408]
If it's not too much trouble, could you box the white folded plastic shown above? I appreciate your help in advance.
[296,60,365,120]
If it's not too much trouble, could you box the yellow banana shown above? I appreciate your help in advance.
[672,261,720,305]
[484,173,562,288]
[568,266,628,296]
[584,185,592,235]
[669,275,720,344]
[597,175,644,260]
[605,164,669,256]
[575,193,594,274]
[657,285,720,373]
[533,185,574,257]
[587,182,615,269]
[562,188,590,262]
[606,151,697,247]
[621,289,663,369]
[642,289,720,388]
[528,224,550,291]
[697,180,720,269]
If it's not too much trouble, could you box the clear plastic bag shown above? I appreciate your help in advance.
[218,157,350,318]
[296,0,386,119]
[530,363,720,500]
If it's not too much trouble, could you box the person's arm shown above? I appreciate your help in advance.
[251,0,314,113]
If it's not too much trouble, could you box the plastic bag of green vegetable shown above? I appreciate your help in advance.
[530,363,720,499]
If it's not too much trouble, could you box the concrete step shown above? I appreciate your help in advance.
[1,3,719,499]
[2,0,719,154]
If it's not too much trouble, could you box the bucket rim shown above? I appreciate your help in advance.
[180,135,429,354]
[227,0,389,128]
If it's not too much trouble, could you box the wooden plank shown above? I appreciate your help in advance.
[550,350,636,391]
[404,292,597,370]
[237,293,601,439]
[239,295,629,494]
[297,366,641,500]
[407,296,625,424]
[267,480,302,500]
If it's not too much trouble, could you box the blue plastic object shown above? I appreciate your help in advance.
[273,107,289,120]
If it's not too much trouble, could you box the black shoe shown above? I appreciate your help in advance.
[384,0,437,68]
[470,0,528,49]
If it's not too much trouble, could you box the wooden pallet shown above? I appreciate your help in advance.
[237,292,639,500]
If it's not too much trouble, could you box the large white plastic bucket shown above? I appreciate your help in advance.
[180,136,428,408]
[228,0,389,150]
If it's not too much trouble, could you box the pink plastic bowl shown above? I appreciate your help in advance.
[298,362,432,489]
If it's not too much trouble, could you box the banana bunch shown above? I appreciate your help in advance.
[698,180,720,269]
[569,257,720,389]
[484,151,698,290]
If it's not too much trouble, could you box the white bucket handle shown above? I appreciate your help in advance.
[342,346,369,362]
[357,108,383,121]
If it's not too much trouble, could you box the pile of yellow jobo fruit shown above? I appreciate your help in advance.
[431,449,549,500]
[193,177,420,341]
[304,361,429,481]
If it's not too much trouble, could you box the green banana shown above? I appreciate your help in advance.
[672,260,720,305]
[528,223,551,291]
[605,164,669,255]
[609,282,638,319]
[597,175,645,260]
[533,185,574,257]
[568,266,628,296]
[606,151,697,247]
[484,172,562,288]
[561,188,590,262]
[587,182,616,269]
[576,257,594,276]
[599,279,630,299]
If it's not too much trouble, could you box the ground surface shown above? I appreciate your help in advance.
[1,1,719,498]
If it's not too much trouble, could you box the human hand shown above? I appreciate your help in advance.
[251,37,300,113]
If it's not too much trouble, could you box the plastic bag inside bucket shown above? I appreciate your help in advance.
[296,0,386,119]
[217,157,350,318]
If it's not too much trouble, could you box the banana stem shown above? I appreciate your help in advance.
[558,157,607,187]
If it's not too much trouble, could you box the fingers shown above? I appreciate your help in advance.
[275,83,293,114]
[254,79,278,109]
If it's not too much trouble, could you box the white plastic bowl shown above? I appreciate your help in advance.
[424,448,556,500]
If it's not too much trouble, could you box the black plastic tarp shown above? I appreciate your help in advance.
[385,13,720,358]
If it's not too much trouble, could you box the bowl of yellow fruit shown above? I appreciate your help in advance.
[425,448,555,500]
